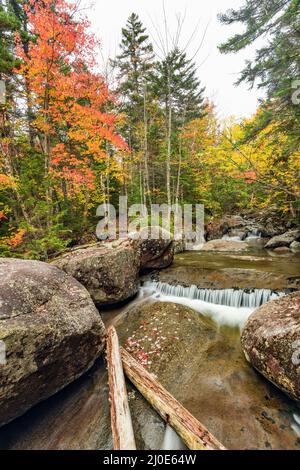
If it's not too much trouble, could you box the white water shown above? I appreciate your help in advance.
[161,425,187,450]
[292,413,300,438]
[142,282,284,329]
[222,230,262,243]
[139,281,289,449]
[222,235,244,242]
[148,282,283,308]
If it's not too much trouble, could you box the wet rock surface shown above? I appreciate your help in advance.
[241,292,300,402]
[2,301,300,450]
[201,239,248,252]
[0,258,105,427]
[115,302,300,449]
[52,241,140,306]
[157,251,300,291]
[291,241,300,252]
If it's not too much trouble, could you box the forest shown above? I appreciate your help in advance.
[0,0,299,259]
[1,0,300,453]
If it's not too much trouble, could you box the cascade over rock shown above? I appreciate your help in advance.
[149,281,284,308]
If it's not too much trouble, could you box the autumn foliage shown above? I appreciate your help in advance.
[0,1,299,258]
[17,0,126,194]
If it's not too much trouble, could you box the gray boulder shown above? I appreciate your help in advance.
[265,230,300,250]
[241,292,300,402]
[52,242,140,305]
[0,258,105,427]
[128,227,174,271]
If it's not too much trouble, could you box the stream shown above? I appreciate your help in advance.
[0,244,300,450]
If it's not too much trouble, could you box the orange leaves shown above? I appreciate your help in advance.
[1,229,26,248]
[16,0,127,198]
[0,174,16,190]
[8,229,26,248]
[50,143,96,194]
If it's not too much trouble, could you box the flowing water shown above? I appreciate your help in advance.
[1,247,300,450]
[222,230,262,242]
[139,282,284,330]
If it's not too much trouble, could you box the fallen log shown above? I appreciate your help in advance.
[106,327,136,450]
[121,347,226,450]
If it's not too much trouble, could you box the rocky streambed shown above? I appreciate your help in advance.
[1,246,300,450]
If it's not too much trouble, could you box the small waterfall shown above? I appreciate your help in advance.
[222,229,262,242]
[149,281,283,308]
[222,234,243,242]
[245,229,262,241]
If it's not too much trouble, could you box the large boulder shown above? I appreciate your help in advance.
[265,230,300,250]
[0,258,105,427]
[241,292,300,402]
[52,242,140,305]
[201,239,248,252]
[128,227,174,271]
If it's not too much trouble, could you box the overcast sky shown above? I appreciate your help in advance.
[86,0,263,119]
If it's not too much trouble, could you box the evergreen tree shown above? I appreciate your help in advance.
[0,0,20,76]
[218,0,300,157]
[153,47,206,205]
[113,13,154,130]
[112,13,155,204]
[154,47,206,125]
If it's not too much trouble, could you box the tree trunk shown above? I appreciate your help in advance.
[43,87,52,229]
[175,137,182,205]
[139,162,144,205]
[106,327,136,450]
[176,109,186,205]
[143,82,152,206]
[166,76,172,207]
[121,347,226,451]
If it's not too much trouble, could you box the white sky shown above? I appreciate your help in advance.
[86,0,264,119]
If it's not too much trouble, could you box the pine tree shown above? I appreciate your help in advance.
[218,0,300,158]
[112,13,155,204]
[153,47,206,205]
[0,0,20,76]
[155,48,206,124]
[113,13,154,128]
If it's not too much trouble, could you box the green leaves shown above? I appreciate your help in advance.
[219,0,300,164]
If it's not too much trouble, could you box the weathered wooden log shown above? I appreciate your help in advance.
[106,327,136,450]
[121,347,226,450]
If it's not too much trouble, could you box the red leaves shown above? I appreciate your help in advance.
[125,315,180,369]
[16,0,126,195]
